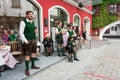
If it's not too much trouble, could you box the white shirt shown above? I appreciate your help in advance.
[19,19,33,43]
[55,26,61,33]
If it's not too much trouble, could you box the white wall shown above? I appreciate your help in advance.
[116,24,120,34]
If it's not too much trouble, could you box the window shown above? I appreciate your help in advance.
[73,15,80,35]
[111,26,117,31]
[111,26,114,31]
[105,28,110,34]
[93,7,96,14]
[115,27,117,31]
[92,6,99,15]
[74,15,79,26]
[109,4,118,13]
[50,8,67,27]
[11,0,21,8]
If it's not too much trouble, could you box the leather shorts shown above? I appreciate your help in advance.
[23,40,37,55]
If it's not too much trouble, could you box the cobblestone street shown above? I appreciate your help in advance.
[0,0,120,80]
[1,39,119,80]
[24,40,120,80]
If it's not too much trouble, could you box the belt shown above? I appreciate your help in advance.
[28,40,37,43]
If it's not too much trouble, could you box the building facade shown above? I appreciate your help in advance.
[92,1,120,40]
[0,0,92,48]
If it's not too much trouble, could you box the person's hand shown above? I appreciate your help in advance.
[60,30,62,33]
[24,41,29,44]
[0,45,5,49]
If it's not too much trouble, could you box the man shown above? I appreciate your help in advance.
[19,11,40,76]
[55,21,66,57]
[67,24,79,61]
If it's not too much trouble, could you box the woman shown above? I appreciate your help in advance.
[62,28,69,52]
[0,44,18,69]
[2,29,9,44]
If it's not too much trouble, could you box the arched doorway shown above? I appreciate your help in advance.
[99,21,120,40]
[0,0,42,41]
[73,14,81,35]
[83,17,90,38]
[49,6,70,50]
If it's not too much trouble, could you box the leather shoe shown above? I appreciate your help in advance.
[31,66,40,69]
[35,58,39,61]
[25,70,30,76]
[62,54,67,56]
[58,54,61,57]
[74,58,79,61]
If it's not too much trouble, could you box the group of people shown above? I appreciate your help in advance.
[42,21,80,61]
[0,28,17,45]
[0,10,87,77]
[0,27,19,72]
[55,22,79,62]
[0,10,39,77]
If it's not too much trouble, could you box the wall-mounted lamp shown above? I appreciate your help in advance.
[78,3,84,8]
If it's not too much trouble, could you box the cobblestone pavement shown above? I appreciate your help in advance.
[24,40,120,80]
[0,39,111,80]
[77,40,120,80]
[0,52,67,80]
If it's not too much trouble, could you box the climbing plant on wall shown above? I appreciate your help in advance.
[92,0,120,28]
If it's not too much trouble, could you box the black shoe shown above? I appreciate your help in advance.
[35,58,39,61]
[74,58,79,61]
[62,54,67,56]
[58,54,61,57]
[48,53,51,56]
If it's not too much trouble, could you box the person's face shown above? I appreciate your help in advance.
[58,22,62,27]
[74,27,76,30]
[26,12,34,20]
[10,30,14,34]
[3,30,8,34]
[47,35,50,38]
[70,26,73,30]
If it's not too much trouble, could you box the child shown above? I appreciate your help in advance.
[42,34,53,56]
[8,29,16,42]
[2,29,9,44]
[62,28,69,52]
[67,37,74,62]
[67,24,79,62]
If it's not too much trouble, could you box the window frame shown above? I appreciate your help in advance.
[11,0,21,8]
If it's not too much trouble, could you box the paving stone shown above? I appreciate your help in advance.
[1,40,120,80]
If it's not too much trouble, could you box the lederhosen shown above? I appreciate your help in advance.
[23,19,37,55]
[67,40,74,54]
[56,27,63,44]
[42,38,53,53]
